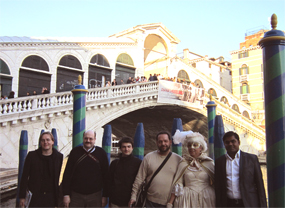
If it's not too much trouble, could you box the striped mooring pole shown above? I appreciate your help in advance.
[258,14,285,207]
[38,129,45,147]
[71,75,88,148]
[51,128,58,150]
[133,123,145,160]
[213,115,226,160]
[171,118,183,156]
[206,96,216,159]
[16,130,28,206]
[102,125,112,164]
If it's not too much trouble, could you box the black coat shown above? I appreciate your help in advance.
[215,151,267,207]
[107,154,141,206]
[19,148,63,205]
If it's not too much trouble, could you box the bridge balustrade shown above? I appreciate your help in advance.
[0,82,159,116]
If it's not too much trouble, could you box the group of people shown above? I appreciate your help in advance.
[19,129,267,208]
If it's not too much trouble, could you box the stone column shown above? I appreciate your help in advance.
[206,96,216,159]
[71,75,88,148]
[171,118,183,156]
[258,14,285,207]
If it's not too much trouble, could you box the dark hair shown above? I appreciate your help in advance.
[223,131,240,141]
[118,137,134,148]
[39,131,54,143]
[156,131,171,141]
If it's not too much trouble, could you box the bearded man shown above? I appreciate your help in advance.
[129,131,182,208]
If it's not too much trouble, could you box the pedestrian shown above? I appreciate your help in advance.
[19,132,63,208]
[112,79,117,86]
[215,131,267,207]
[129,131,182,208]
[107,137,141,207]
[62,130,109,207]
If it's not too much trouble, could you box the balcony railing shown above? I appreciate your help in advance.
[240,75,248,82]
[241,94,250,101]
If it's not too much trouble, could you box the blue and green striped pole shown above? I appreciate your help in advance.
[71,75,88,148]
[51,128,58,150]
[16,130,28,206]
[206,97,216,159]
[38,129,44,148]
[133,123,145,160]
[102,125,112,164]
[213,115,226,160]
[258,14,285,207]
[171,118,183,156]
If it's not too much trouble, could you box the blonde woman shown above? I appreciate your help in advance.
[167,130,215,208]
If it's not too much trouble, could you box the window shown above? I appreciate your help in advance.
[177,70,190,83]
[238,51,249,59]
[232,104,240,113]
[239,64,249,75]
[240,83,249,94]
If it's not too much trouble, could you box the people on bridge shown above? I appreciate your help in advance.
[107,136,141,207]
[168,130,215,208]
[127,77,132,84]
[128,131,182,208]
[215,131,267,207]
[112,79,117,86]
[19,132,63,208]
[62,130,109,207]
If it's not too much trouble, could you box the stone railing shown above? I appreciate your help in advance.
[0,81,159,116]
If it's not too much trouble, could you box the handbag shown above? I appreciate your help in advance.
[134,152,172,208]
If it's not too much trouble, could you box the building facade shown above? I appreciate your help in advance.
[230,29,267,126]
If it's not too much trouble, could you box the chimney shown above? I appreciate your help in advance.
[183,48,189,60]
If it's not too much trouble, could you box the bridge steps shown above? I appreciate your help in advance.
[0,169,18,194]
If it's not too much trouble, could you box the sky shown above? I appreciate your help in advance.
[0,0,284,61]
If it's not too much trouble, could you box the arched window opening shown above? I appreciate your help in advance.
[0,59,12,97]
[57,55,83,92]
[220,96,228,105]
[117,53,134,66]
[19,56,50,97]
[89,54,111,88]
[194,79,204,88]
[243,111,250,119]
[22,55,49,71]
[59,55,82,69]
[239,64,249,75]
[115,53,135,85]
[232,104,240,114]
[90,54,110,67]
[177,70,190,84]
[208,88,217,97]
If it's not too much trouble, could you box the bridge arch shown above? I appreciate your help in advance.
[144,34,168,63]
[19,55,50,96]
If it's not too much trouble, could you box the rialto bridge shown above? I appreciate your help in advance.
[0,81,265,168]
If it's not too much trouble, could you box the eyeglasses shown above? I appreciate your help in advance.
[188,142,201,149]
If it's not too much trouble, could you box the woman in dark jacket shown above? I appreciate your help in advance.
[19,132,63,208]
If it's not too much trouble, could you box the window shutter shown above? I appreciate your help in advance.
[247,85,250,93]
[240,86,242,94]
[239,68,241,75]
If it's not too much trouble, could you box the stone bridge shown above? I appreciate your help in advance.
[0,81,265,168]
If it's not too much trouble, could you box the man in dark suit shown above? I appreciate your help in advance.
[215,131,267,207]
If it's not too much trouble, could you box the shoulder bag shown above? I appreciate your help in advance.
[134,152,172,208]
